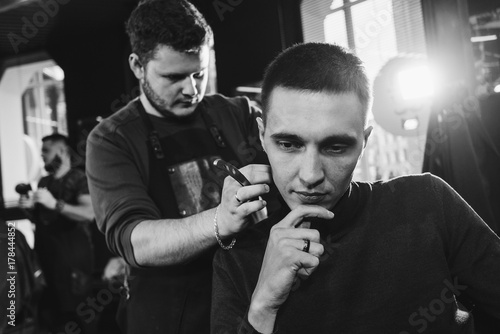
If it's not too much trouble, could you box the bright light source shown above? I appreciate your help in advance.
[43,66,65,81]
[403,118,419,131]
[494,84,500,93]
[398,66,434,100]
[235,86,261,94]
[471,35,497,43]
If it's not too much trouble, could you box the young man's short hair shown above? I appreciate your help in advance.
[261,42,372,125]
[126,0,213,64]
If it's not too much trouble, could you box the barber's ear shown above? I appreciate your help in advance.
[129,53,144,80]
[256,117,266,152]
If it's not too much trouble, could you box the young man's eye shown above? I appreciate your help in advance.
[324,145,347,154]
[193,71,205,79]
[277,141,302,151]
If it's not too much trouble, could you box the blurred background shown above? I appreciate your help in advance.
[0,0,499,234]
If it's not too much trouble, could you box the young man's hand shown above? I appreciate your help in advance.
[247,205,333,333]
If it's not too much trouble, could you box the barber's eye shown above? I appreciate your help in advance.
[165,75,185,82]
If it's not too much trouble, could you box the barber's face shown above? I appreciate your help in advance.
[136,44,209,118]
[259,87,372,211]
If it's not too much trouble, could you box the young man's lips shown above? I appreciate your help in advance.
[179,100,197,105]
[295,192,327,204]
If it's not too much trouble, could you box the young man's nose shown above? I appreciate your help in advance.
[299,151,325,188]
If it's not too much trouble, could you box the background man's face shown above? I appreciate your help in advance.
[142,44,209,118]
[259,87,371,211]
[41,140,65,172]
[41,140,58,166]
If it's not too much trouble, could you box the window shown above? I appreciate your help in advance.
[301,0,428,181]
[0,59,67,208]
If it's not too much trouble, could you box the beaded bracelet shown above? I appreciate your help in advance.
[213,206,236,250]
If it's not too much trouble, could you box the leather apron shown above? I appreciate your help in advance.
[119,99,241,334]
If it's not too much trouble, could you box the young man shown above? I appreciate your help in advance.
[211,43,500,333]
[19,134,94,333]
[86,0,270,333]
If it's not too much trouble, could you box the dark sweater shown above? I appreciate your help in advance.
[212,173,500,333]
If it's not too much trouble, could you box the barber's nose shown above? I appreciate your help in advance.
[182,75,198,97]
[299,150,325,188]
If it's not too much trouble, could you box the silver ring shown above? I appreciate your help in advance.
[235,193,242,204]
[302,239,310,253]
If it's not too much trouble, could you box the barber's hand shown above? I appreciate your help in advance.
[216,164,271,237]
[33,188,57,210]
[248,205,333,332]
[18,193,34,209]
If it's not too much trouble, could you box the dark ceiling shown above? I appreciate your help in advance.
[0,0,138,63]
[0,0,499,63]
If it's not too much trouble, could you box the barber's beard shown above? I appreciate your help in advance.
[141,77,200,120]
[44,155,62,174]
[142,77,177,119]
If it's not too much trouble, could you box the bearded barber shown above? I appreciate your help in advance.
[19,133,95,333]
[85,1,271,333]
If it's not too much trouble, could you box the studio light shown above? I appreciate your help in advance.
[471,35,498,43]
[398,66,434,100]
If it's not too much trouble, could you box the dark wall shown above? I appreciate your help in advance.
[44,0,137,149]
[39,0,303,149]
[192,0,302,95]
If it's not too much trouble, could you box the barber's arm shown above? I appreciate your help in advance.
[247,206,332,333]
[33,188,94,222]
[131,164,271,266]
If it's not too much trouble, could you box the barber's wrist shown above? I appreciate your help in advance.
[214,206,231,238]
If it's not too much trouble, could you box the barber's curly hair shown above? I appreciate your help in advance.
[126,0,213,63]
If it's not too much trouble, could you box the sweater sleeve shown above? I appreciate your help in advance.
[86,114,161,267]
[432,175,500,320]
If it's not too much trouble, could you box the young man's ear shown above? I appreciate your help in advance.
[129,53,144,80]
[256,117,266,152]
[358,125,373,162]
[363,125,373,148]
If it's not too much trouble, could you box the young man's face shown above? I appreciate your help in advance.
[259,87,372,211]
[138,44,209,118]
